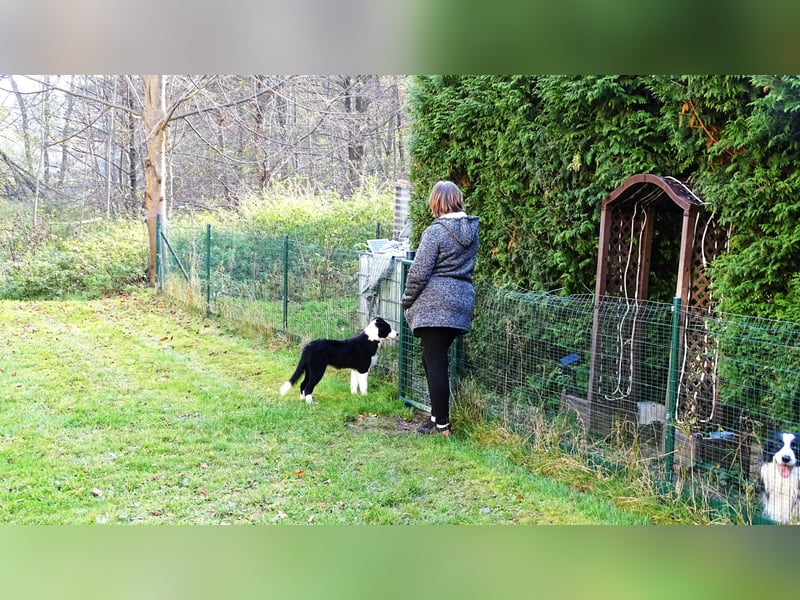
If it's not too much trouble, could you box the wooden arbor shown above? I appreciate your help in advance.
[585,174,727,435]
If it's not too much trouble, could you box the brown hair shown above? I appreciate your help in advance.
[428,180,464,218]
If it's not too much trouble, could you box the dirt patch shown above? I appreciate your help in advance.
[344,413,426,435]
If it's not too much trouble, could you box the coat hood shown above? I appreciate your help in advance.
[435,215,479,248]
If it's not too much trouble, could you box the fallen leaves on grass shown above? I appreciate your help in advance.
[270,510,288,522]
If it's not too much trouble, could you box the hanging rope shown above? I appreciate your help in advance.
[675,211,721,426]
[603,188,661,402]
[604,202,643,401]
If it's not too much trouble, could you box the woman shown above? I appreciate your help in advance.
[401,180,479,435]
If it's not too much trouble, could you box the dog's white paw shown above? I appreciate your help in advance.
[279,381,291,396]
[305,395,313,404]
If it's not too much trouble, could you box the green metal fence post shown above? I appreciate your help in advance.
[663,296,682,485]
[282,234,289,331]
[155,214,163,291]
[398,258,410,402]
[205,224,212,317]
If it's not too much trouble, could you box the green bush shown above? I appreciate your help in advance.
[408,75,800,322]
[237,179,393,250]
[164,183,393,307]
[0,221,147,300]
[408,75,670,292]
[710,314,800,429]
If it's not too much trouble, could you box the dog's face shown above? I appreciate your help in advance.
[364,317,397,342]
[763,432,800,478]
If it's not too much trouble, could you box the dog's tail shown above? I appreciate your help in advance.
[279,351,307,396]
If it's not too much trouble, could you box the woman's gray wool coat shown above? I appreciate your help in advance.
[401,214,479,335]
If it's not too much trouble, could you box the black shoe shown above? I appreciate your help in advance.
[416,418,436,433]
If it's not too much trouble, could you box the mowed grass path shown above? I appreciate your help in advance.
[0,292,656,525]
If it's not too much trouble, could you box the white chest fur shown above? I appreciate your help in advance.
[761,462,800,524]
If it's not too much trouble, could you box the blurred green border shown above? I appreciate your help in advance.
[409,0,800,73]
[0,526,794,599]
[2,0,797,73]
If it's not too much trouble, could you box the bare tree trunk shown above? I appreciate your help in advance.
[253,74,272,189]
[391,78,405,180]
[341,75,370,195]
[105,76,118,219]
[41,77,51,189]
[33,76,51,227]
[141,75,167,286]
[126,84,138,213]
[216,107,231,202]
[57,78,76,189]
[10,77,33,169]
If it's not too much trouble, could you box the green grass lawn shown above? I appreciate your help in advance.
[0,290,710,525]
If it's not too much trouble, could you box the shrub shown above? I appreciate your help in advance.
[0,221,148,299]
[237,178,393,250]
[408,75,800,322]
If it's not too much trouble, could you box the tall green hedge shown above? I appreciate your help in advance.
[408,75,800,321]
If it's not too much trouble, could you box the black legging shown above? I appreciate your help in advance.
[417,327,461,427]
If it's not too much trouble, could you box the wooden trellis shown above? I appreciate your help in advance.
[585,174,728,435]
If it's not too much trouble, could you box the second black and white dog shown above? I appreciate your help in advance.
[279,317,397,403]
[759,431,800,524]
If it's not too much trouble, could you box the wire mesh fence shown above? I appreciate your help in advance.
[159,223,800,523]
[159,223,362,337]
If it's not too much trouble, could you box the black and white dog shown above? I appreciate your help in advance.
[759,431,800,524]
[279,317,397,403]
